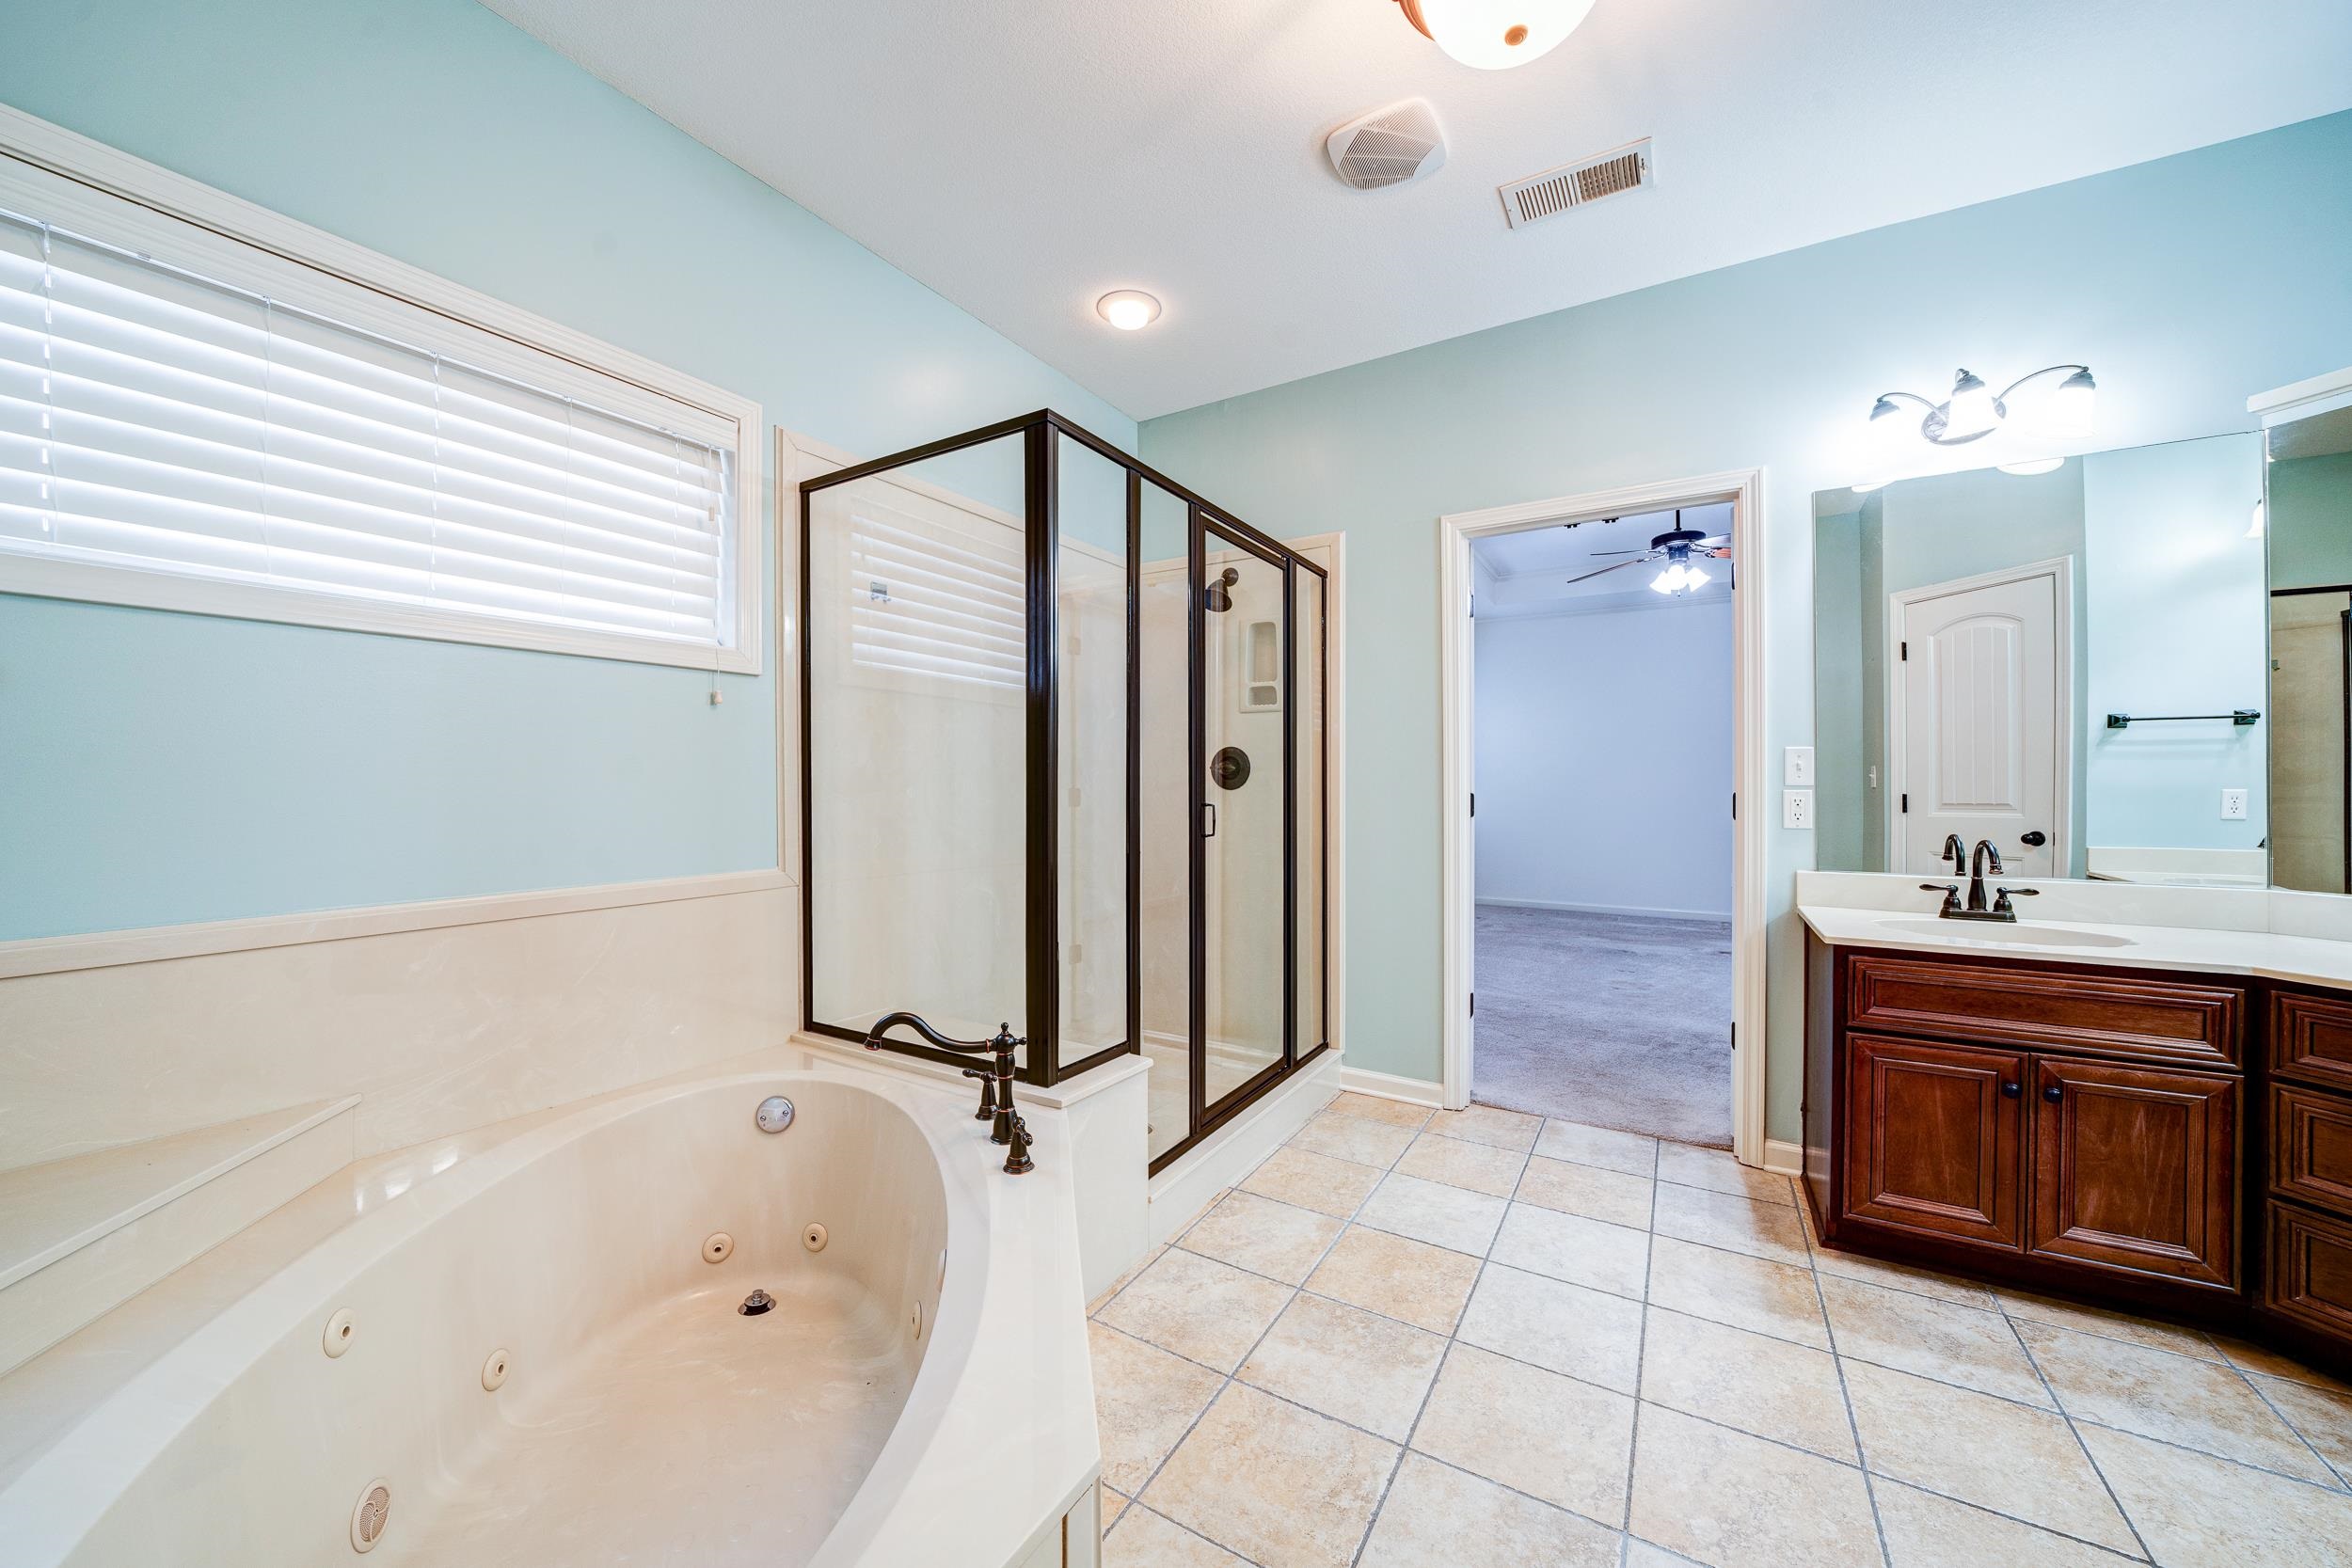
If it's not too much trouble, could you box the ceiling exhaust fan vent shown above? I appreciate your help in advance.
[1326,99,1448,192]
[1500,139,1653,229]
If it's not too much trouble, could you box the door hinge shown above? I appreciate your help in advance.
[1730,1022,1737,1050]
[1731,792,1737,819]
[1469,991,1475,1018]
[1900,793,1909,813]
[1900,641,1908,660]
[1470,791,1476,817]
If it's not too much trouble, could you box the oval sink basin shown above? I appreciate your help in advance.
[1875,918,2137,950]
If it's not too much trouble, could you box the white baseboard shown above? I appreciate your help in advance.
[1147,1053,1341,1247]
[1761,1138,1804,1177]
[1475,896,1732,923]
[1338,1065,1445,1108]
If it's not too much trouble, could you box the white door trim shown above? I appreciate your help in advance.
[1883,556,2075,878]
[1437,469,1769,1167]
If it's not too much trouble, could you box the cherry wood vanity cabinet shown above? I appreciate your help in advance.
[1803,939,2249,1320]
[1804,938,2352,1373]
[2259,986,2352,1359]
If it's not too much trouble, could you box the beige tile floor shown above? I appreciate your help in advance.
[1087,1092,2352,1568]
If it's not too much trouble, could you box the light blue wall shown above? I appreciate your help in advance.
[2083,435,2269,851]
[1140,111,2352,1136]
[0,0,1132,940]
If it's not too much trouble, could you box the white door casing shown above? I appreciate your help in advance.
[1887,559,2073,879]
[1438,470,1767,1168]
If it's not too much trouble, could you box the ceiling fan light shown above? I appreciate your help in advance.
[1942,369,2000,440]
[1649,562,1684,594]
[1680,563,1710,591]
[1395,0,1596,70]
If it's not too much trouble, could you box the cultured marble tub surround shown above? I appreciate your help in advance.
[0,1058,1101,1568]
[1087,1092,2352,1567]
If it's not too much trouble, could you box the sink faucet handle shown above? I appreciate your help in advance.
[1992,886,2040,916]
[1918,882,1963,917]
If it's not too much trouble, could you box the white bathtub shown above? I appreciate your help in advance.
[0,1059,1101,1567]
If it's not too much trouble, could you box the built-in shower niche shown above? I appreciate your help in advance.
[801,411,1328,1171]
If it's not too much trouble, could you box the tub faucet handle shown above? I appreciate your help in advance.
[960,1066,998,1122]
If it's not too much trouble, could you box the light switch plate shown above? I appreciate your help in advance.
[2221,787,2249,821]
[1784,790,1814,830]
[1785,746,1815,786]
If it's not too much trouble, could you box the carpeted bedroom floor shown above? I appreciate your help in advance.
[1471,903,1733,1148]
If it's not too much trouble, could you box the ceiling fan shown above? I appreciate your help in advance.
[1564,510,1730,595]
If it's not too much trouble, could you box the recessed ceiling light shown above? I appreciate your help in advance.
[1096,291,1161,331]
[1393,0,1597,71]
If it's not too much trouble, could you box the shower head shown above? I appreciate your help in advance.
[1205,566,1239,612]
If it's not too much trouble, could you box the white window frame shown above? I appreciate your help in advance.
[0,104,763,673]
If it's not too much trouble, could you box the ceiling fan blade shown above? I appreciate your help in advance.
[1561,558,1653,587]
[1588,548,1645,556]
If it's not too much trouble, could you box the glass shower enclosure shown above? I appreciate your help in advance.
[801,410,1327,1171]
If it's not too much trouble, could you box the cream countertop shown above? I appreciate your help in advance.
[1794,870,2352,990]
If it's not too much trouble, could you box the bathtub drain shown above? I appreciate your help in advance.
[739,1288,776,1317]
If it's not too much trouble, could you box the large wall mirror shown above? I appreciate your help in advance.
[1812,432,2273,884]
[2265,401,2352,893]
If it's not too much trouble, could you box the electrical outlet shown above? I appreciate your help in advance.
[1784,790,1814,831]
[1784,746,1815,786]
[2220,787,2249,821]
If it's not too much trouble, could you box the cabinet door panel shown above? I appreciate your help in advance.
[1845,1034,2024,1248]
[2029,1057,2236,1287]
[2272,990,2352,1095]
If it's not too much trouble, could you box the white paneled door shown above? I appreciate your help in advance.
[1893,562,2069,877]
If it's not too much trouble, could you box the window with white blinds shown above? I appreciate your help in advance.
[0,142,756,671]
[849,502,1025,691]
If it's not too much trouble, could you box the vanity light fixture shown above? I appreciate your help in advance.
[1997,458,2067,477]
[1391,0,1596,70]
[1869,365,2096,449]
[2249,497,2266,539]
[1849,481,1887,494]
[1095,290,1161,331]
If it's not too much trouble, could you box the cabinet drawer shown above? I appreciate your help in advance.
[2271,1085,2352,1221]
[2272,991,2352,1094]
[1848,955,2241,1068]
[2268,1202,2352,1341]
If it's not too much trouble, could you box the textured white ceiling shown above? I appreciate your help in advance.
[482,0,2352,420]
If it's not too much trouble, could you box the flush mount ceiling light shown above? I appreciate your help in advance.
[1869,365,2096,449]
[1392,0,1596,70]
[1558,514,1730,596]
[1095,291,1161,331]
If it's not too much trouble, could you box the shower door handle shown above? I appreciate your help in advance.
[1202,802,1217,838]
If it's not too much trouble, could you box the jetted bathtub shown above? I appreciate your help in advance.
[0,1060,1101,1567]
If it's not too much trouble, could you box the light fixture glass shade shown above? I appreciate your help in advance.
[2041,368,2096,440]
[1850,480,1887,494]
[1095,290,1161,331]
[1942,370,1999,440]
[1998,458,2066,476]
[1681,563,1710,591]
[2249,498,2265,539]
[1398,0,1597,69]
[1650,562,1684,594]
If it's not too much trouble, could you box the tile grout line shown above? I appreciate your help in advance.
[2218,1348,2352,1493]
[1992,1300,2158,1562]
[1618,1132,1663,1539]
[1800,1189,1899,1568]
[1107,1095,1425,1562]
[1345,1126,1533,1566]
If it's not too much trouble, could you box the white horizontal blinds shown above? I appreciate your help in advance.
[0,208,732,649]
[849,498,1025,689]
